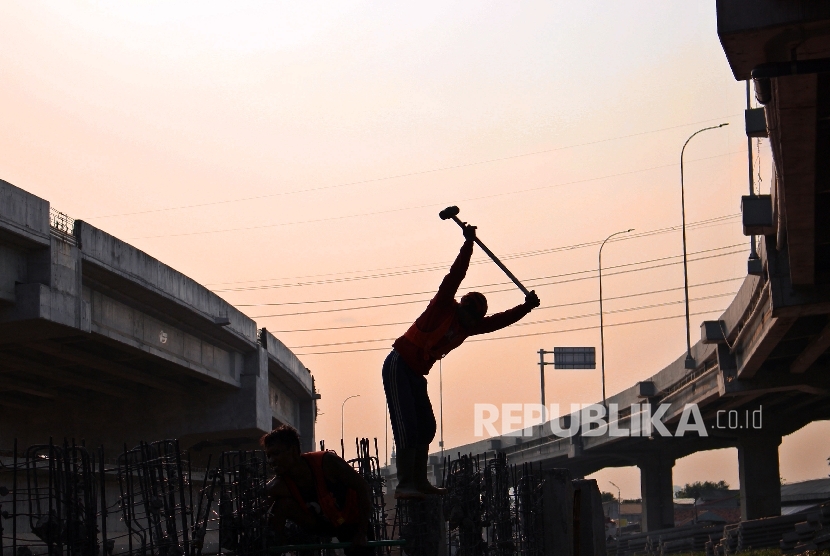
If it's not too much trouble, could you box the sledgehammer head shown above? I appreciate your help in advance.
[439,206,460,220]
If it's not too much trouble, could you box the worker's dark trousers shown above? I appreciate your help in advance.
[382,350,436,450]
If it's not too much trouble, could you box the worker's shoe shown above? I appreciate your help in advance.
[394,447,426,499]
[415,445,447,496]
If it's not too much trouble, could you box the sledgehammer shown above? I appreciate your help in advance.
[439,206,531,296]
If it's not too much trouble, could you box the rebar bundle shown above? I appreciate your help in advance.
[441,453,545,556]
[23,440,101,556]
[192,450,269,556]
[511,463,544,556]
[116,440,192,556]
[483,453,513,556]
[443,454,485,556]
[347,438,389,548]
[0,437,554,556]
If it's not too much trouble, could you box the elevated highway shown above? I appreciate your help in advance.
[0,179,318,457]
[408,0,830,533]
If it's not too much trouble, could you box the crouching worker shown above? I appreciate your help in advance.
[262,426,373,552]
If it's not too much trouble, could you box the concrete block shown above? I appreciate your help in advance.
[742,195,774,236]
[701,321,727,344]
[542,469,573,556]
[637,380,657,398]
[572,479,606,556]
[745,107,768,137]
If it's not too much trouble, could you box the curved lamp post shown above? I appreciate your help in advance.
[340,394,360,457]
[599,229,634,407]
[680,123,729,369]
[609,480,622,507]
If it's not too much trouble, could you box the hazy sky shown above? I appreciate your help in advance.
[2,1,826,499]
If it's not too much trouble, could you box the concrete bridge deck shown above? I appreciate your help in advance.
[0,179,318,457]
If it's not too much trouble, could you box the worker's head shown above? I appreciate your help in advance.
[260,425,302,472]
[458,291,487,327]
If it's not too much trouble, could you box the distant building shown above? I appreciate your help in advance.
[675,490,741,526]
[781,478,830,515]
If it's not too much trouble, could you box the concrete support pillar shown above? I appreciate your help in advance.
[738,435,782,520]
[541,469,573,556]
[638,453,675,532]
[572,479,606,556]
[298,399,316,453]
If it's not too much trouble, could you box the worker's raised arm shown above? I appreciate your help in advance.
[436,226,476,300]
[469,290,540,335]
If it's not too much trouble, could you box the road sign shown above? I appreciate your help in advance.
[554,347,596,369]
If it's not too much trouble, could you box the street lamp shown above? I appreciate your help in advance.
[599,229,633,406]
[609,481,621,504]
[609,481,622,525]
[680,123,729,369]
[340,394,360,457]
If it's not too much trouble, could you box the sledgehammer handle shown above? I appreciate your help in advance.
[447,215,531,296]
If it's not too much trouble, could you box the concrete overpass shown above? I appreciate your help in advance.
[0,179,318,458]
[409,0,830,533]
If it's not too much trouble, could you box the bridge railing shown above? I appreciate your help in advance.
[49,207,77,245]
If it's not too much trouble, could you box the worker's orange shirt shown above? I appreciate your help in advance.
[392,240,530,375]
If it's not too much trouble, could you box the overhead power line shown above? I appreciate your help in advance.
[128,150,744,241]
[235,250,742,309]
[269,276,742,333]
[293,308,726,356]
[251,246,747,318]
[287,291,737,350]
[214,214,739,292]
[88,114,740,221]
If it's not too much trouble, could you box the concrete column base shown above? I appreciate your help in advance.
[738,435,782,520]
[542,469,573,556]
[638,453,676,532]
[572,479,607,556]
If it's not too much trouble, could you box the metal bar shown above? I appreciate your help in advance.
[449,215,531,295]
[12,439,16,556]
[100,446,108,556]
[269,539,407,553]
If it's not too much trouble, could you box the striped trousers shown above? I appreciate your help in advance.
[382,350,436,450]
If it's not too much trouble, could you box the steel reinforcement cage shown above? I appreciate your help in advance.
[0,438,550,556]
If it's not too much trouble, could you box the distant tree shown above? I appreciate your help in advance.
[601,491,616,503]
[675,481,729,499]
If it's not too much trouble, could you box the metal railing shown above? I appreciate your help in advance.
[49,207,77,245]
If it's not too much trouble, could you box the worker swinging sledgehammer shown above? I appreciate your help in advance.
[383,206,541,499]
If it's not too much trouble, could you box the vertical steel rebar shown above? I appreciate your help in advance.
[100,446,108,556]
[12,439,17,556]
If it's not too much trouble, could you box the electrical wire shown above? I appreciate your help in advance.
[294,308,726,356]
[287,291,737,349]
[269,276,743,332]
[87,114,740,221]
[250,246,747,318]
[211,214,739,291]
[128,150,744,241]
[234,249,742,308]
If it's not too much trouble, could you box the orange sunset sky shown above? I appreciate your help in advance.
[1,1,827,499]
